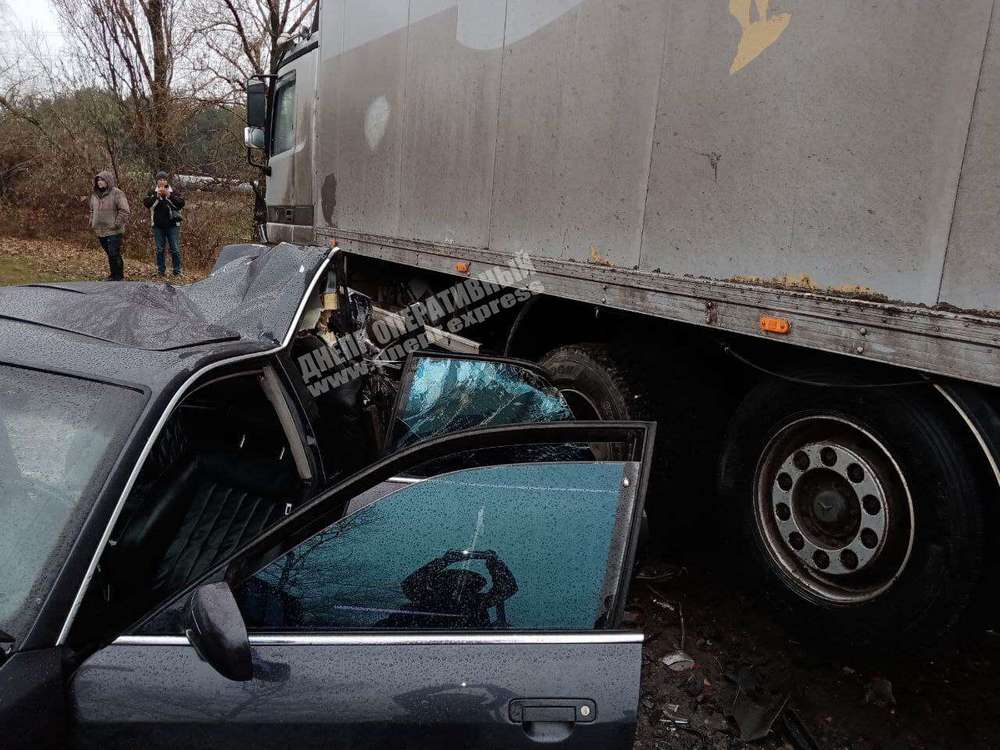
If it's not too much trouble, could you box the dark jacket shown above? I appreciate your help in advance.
[90,170,131,238]
[142,187,185,229]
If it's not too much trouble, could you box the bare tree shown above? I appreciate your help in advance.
[192,0,317,97]
[51,0,194,168]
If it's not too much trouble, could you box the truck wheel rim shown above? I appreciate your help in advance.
[754,415,914,604]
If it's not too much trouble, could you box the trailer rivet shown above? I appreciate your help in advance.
[855,345,865,354]
[601,296,607,304]
[623,478,630,487]
[580,705,591,717]
[859,327,868,336]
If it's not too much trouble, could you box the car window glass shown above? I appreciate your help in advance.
[403,441,598,480]
[388,356,574,452]
[0,367,144,643]
[235,461,635,632]
[272,79,296,154]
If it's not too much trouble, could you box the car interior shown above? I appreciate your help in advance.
[73,365,313,644]
[69,351,593,645]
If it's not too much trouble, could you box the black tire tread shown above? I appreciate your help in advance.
[540,341,732,550]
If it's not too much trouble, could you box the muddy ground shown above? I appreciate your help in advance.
[630,555,1000,749]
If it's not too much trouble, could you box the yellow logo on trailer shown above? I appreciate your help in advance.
[729,0,791,74]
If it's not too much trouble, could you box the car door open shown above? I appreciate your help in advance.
[70,421,655,750]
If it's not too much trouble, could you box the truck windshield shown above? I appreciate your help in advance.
[0,365,144,645]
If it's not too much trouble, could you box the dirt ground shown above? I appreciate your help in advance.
[630,553,1000,750]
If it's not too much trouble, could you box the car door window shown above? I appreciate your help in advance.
[69,365,312,646]
[235,459,637,632]
[271,75,296,155]
[387,354,574,452]
[80,424,652,750]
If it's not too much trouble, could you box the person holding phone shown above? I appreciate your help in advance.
[143,171,185,277]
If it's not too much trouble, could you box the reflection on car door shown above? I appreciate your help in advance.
[70,422,654,750]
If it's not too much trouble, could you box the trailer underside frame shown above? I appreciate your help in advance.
[321,227,1000,390]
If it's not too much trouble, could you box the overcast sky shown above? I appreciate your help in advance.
[4,0,64,57]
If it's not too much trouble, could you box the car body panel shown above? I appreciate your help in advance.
[72,637,641,749]
[70,421,655,749]
[0,649,69,748]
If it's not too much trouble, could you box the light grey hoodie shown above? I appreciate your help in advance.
[89,170,131,238]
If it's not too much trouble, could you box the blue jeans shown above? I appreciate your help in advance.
[153,225,182,275]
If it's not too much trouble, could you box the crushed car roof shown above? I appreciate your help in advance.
[0,243,330,350]
[0,243,331,388]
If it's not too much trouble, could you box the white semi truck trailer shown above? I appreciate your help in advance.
[243,0,1000,650]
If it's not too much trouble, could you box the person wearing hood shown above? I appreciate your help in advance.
[89,170,131,281]
[142,171,185,277]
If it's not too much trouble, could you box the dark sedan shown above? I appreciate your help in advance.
[0,244,654,749]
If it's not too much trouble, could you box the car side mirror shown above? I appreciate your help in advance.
[244,126,266,150]
[184,582,253,682]
[246,81,268,128]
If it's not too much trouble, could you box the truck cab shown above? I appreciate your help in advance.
[246,31,318,246]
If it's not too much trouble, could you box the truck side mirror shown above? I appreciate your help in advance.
[246,81,268,128]
[244,126,266,150]
[184,582,253,682]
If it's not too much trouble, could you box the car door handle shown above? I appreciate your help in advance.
[509,699,596,743]
[509,698,596,724]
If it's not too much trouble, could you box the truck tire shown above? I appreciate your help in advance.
[540,344,646,424]
[719,374,986,652]
[539,343,730,548]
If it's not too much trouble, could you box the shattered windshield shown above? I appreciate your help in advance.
[389,356,574,451]
[0,365,144,645]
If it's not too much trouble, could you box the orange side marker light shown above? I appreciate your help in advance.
[760,315,791,335]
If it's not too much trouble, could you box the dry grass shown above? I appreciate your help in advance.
[0,187,253,279]
[0,236,209,285]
